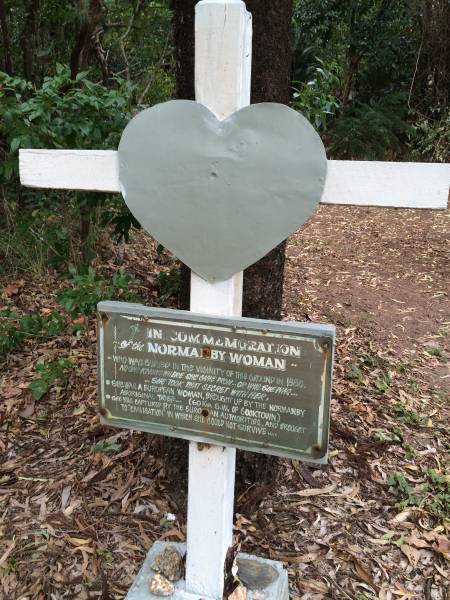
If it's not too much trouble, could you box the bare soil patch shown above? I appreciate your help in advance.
[1,205,449,599]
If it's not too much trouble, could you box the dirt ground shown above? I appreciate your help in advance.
[1,204,449,600]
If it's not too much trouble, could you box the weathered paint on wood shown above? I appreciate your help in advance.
[322,160,450,209]
[20,148,449,210]
[185,2,252,597]
[19,149,119,191]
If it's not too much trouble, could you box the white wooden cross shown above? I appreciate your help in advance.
[19,1,449,598]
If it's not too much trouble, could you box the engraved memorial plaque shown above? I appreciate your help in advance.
[98,302,334,462]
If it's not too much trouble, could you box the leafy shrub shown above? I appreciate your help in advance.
[0,66,133,181]
[293,60,341,131]
[28,358,73,400]
[99,198,141,243]
[328,93,412,159]
[408,109,450,163]
[0,66,138,270]
[57,265,140,318]
[0,308,64,356]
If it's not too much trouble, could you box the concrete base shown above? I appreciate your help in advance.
[125,542,289,600]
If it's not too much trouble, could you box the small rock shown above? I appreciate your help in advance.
[229,584,248,600]
[236,557,278,590]
[148,573,175,597]
[151,546,184,581]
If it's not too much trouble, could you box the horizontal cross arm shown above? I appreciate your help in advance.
[19,149,119,193]
[19,149,449,209]
[322,160,449,209]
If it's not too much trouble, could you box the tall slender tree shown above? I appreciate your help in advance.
[0,0,13,74]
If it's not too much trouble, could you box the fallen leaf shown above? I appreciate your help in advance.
[389,509,415,525]
[354,560,377,588]
[274,551,322,564]
[1,387,21,399]
[158,528,185,541]
[400,544,421,566]
[19,401,35,418]
[61,486,71,511]
[433,536,450,560]
[292,483,336,497]
[407,531,430,549]
[0,540,16,567]
[67,537,91,546]
[2,284,19,297]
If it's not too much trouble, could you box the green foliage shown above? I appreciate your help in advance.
[100,199,141,243]
[0,67,138,271]
[388,469,450,521]
[345,363,365,385]
[293,0,419,99]
[393,403,425,426]
[388,471,422,508]
[373,371,392,393]
[293,61,341,131]
[424,469,450,520]
[0,203,79,276]
[0,308,64,356]
[28,358,73,400]
[2,558,16,577]
[0,66,134,182]
[409,109,450,163]
[328,93,412,159]
[155,267,180,305]
[292,1,444,160]
[56,265,140,318]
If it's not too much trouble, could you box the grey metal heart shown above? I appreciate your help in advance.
[118,100,327,282]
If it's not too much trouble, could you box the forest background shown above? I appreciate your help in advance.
[0,0,449,321]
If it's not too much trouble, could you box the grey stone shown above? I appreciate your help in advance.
[236,557,278,589]
[124,543,289,600]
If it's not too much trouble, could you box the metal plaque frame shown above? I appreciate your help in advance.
[97,301,334,463]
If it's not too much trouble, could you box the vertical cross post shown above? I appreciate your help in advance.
[185,1,252,598]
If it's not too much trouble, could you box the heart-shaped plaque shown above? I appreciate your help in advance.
[118,100,327,281]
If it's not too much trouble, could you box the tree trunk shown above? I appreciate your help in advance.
[172,0,196,313]
[422,0,449,107]
[70,0,104,80]
[22,0,39,82]
[170,0,294,504]
[341,50,360,107]
[0,0,13,74]
[242,0,294,321]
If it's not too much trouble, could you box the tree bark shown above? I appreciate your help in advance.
[70,0,104,80]
[0,0,13,74]
[22,0,39,82]
[242,0,294,321]
[171,0,196,313]
[422,0,449,107]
